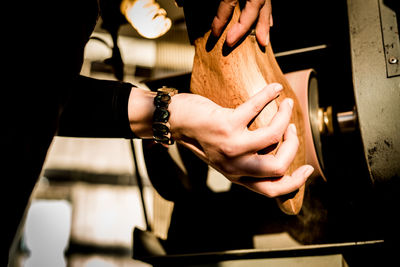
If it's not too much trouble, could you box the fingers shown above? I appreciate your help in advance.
[226,0,262,46]
[224,123,312,198]
[271,123,300,175]
[255,1,272,46]
[244,97,294,152]
[212,0,238,38]
[212,0,273,47]
[234,83,283,127]
[236,123,299,177]
[240,165,314,198]
[226,0,273,47]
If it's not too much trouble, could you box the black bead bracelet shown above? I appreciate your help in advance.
[153,86,178,146]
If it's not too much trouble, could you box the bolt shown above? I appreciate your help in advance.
[389,57,398,64]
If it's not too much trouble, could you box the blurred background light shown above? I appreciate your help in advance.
[121,0,172,39]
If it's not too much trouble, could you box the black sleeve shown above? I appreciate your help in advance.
[58,75,137,139]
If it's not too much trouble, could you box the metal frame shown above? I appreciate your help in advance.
[347,0,400,183]
[139,240,384,266]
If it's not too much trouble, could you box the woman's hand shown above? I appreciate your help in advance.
[211,0,273,47]
[169,83,314,198]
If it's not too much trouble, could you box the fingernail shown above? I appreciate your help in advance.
[273,83,283,93]
[303,166,314,177]
[289,123,297,134]
[287,98,294,108]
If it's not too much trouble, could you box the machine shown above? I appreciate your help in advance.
[133,0,400,266]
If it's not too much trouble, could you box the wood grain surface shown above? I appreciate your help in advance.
[190,6,306,215]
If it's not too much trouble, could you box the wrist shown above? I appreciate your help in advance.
[128,86,181,144]
[168,92,188,141]
[128,87,156,138]
[168,92,200,142]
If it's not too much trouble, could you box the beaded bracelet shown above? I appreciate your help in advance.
[152,86,178,146]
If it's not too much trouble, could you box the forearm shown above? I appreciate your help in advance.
[58,75,136,139]
[59,77,172,140]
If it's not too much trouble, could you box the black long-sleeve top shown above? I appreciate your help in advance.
[58,75,135,139]
[2,0,136,261]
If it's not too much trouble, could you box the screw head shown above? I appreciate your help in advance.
[389,57,398,64]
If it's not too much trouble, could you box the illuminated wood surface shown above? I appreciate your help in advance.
[190,6,306,215]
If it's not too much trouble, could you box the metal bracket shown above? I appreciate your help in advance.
[378,0,400,77]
